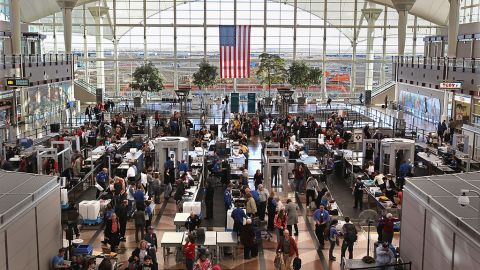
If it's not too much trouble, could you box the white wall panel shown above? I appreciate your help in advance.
[6,209,38,270]
[0,232,6,270]
[37,191,62,270]
[423,212,454,270]
[400,191,426,270]
[453,233,480,270]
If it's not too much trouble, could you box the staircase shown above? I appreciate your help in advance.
[371,81,396,105]
[74,79,107,104]
[372,81,396,97]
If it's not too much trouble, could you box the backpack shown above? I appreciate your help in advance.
[344,223,357,243]
[293,257,302,270]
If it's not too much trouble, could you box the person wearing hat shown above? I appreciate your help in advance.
[144,226,158,251]
[352,176,365,210]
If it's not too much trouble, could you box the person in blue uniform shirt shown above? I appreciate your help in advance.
[178,160,189,173]
[224,184,233,225]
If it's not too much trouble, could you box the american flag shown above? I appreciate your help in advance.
[219,25,251,79]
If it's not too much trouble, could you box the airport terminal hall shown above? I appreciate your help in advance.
[1,0,480,269]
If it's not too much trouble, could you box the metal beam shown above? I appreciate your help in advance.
[293,0,297,60]
[173,0,178,90]
[350,0,358,93]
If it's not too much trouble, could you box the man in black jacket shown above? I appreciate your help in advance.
[116,200,128,241]
[144,226,158,250]
[240,219,256,259]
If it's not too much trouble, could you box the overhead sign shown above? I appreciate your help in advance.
[6,78,29,87]
[353,129,363,143]
[440,82,462,90]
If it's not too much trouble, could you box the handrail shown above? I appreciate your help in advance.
[372,81,396,97]
[343,261,412,270]
[394,56,478,71]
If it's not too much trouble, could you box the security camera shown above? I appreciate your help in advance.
[458,190,470,207]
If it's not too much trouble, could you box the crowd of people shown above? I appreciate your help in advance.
[48,97,408,270]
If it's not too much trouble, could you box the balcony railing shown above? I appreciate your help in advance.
[394,56,478,72]
[1,53,77,69]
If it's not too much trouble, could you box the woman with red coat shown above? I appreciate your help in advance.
[183,234,196,270]
[274,209,288,242]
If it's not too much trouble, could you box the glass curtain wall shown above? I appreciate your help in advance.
[28,0,442,96]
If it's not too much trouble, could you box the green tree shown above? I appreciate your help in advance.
[130,62,163,95]
[255,53,287,97]
[288,60,322,96]
[193,59,219,90]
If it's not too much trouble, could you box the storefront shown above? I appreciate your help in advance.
[471,97,480,126]
[0,90,16,126]
[453,94,471,124]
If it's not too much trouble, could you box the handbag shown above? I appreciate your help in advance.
[309,201,316,209]
[274,254,283,269]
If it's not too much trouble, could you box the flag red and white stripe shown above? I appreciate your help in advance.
[219,25,251,79]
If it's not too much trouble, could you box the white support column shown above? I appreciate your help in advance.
[322,0,328,98]
[362,7,382,92]
[350,0,358,93]
[380,6,388,85]
[83,4,89,84]
[397,10,408,56]
[173,0,178,90]
[113,0,119,96]
[57,0,78,54]
[293,0,297,60]
[412,16,418,57]
[392,0,415,56]
[203,0,207,59]
[263,0,267,53]
[10,0,21,55]
[143,0,147,62]
[53,13,58,53]
[448,0,460,58]
[89,5,109,91]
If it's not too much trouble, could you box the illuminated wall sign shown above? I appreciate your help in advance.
[6,78,29,87]
[440,82,462,90]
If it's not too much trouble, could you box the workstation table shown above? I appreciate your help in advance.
[295,155,318,165]
[181,231,218,263]
[160,232,185,262]
[173,213,191,231]
[417,152,455,174]
[363,184,401,217]
[216,232,238,261]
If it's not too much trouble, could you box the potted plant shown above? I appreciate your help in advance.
[287,61,322,105]
[255,53,287,105]
[130,61,164,107]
